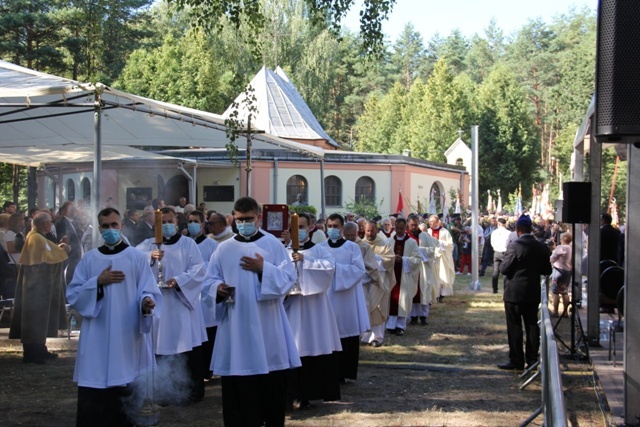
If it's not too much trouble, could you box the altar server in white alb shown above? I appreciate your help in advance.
[283,212,342,409]
[67,208,162,427]
[137,207,207,404]
[321,213,369,383]
[208,197,300,427]
[186,210,219,381]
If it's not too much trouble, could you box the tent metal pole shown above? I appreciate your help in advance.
[320,160,326,219]
[92,90,102,249]
[470,125,480,290]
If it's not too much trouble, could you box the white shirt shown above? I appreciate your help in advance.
[491,226,511,253]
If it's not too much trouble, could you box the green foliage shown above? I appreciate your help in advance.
[476,64,539,199]
[344,197,383,219]
[0,1,605,219]
[288,204,317,215]
[224,84,259,165]
[168,0,395,58]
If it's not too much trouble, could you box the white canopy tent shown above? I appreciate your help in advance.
[0,60,324,200]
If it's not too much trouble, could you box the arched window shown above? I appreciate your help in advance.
[66,179,75,201]
[81,178,91,204]
[355,176,375,203]
[428,182,442,214]
[286,175,308,206]
[456,158,464,167]
[324,176,342,207]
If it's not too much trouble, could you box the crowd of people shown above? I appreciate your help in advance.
[2,195,612,426]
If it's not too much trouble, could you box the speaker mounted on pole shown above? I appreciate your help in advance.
[595,0,640,144]
[562,182,592,224]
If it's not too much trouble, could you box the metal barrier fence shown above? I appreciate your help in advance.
[521,278,568,427]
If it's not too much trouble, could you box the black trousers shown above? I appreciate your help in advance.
[221,369,288,427]
[504,302,539,366]
[76,386,133,427]
[287,353,341,403]
[202,326,217,378]
[337,335,360,380]
[480,241,494,273]
[492,251,505,292]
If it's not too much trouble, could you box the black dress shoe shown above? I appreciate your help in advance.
[420,316,428,326]
[409,317,418,325]
[23,358,46,365]
[369,340,382,348]
[44,351,59,360]
[497,361,524,370]
[394,328,405,336]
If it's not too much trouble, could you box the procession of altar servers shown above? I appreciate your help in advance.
[65,201,454,427]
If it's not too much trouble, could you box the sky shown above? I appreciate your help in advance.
[343,0,598,44]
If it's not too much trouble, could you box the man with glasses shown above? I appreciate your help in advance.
[207,212,234,244]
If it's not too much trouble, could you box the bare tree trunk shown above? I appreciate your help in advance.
[12,164,20,208]
[28,167,38,211]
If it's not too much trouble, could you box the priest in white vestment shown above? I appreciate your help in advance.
[407,215,438,325]
[208,197,300,427]
[67,208,162,427]
[427,214,456,302]
[362,220,395,346]
[386,218,422,335]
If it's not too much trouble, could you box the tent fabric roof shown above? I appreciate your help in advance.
[0,60,324,167]
[223,66,339,148]
[0,144,186,168]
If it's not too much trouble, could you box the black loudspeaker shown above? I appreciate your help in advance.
[562,182,592,224]
[595,0,640,144]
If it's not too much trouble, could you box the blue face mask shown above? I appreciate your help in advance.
[101,229,121,245]
[298,229,308,242]
[327,228,341,240]
[162,223,177,238]
[237,222,257,237]
[188,223,202,236]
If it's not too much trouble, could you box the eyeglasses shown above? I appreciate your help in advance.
[235,217,256,224]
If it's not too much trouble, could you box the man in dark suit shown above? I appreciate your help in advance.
[55,201,83,285]
[121,209,139,244]
[133,208,155,246]
[600,212,621,263]
[498,214,552,371]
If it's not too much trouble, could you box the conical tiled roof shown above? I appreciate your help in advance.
[223,66,339,148]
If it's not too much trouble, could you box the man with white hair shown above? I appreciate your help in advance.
[343,222,380,344]
[428,214,456,303]
[362,220,395,347]
[379,218,395,239]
